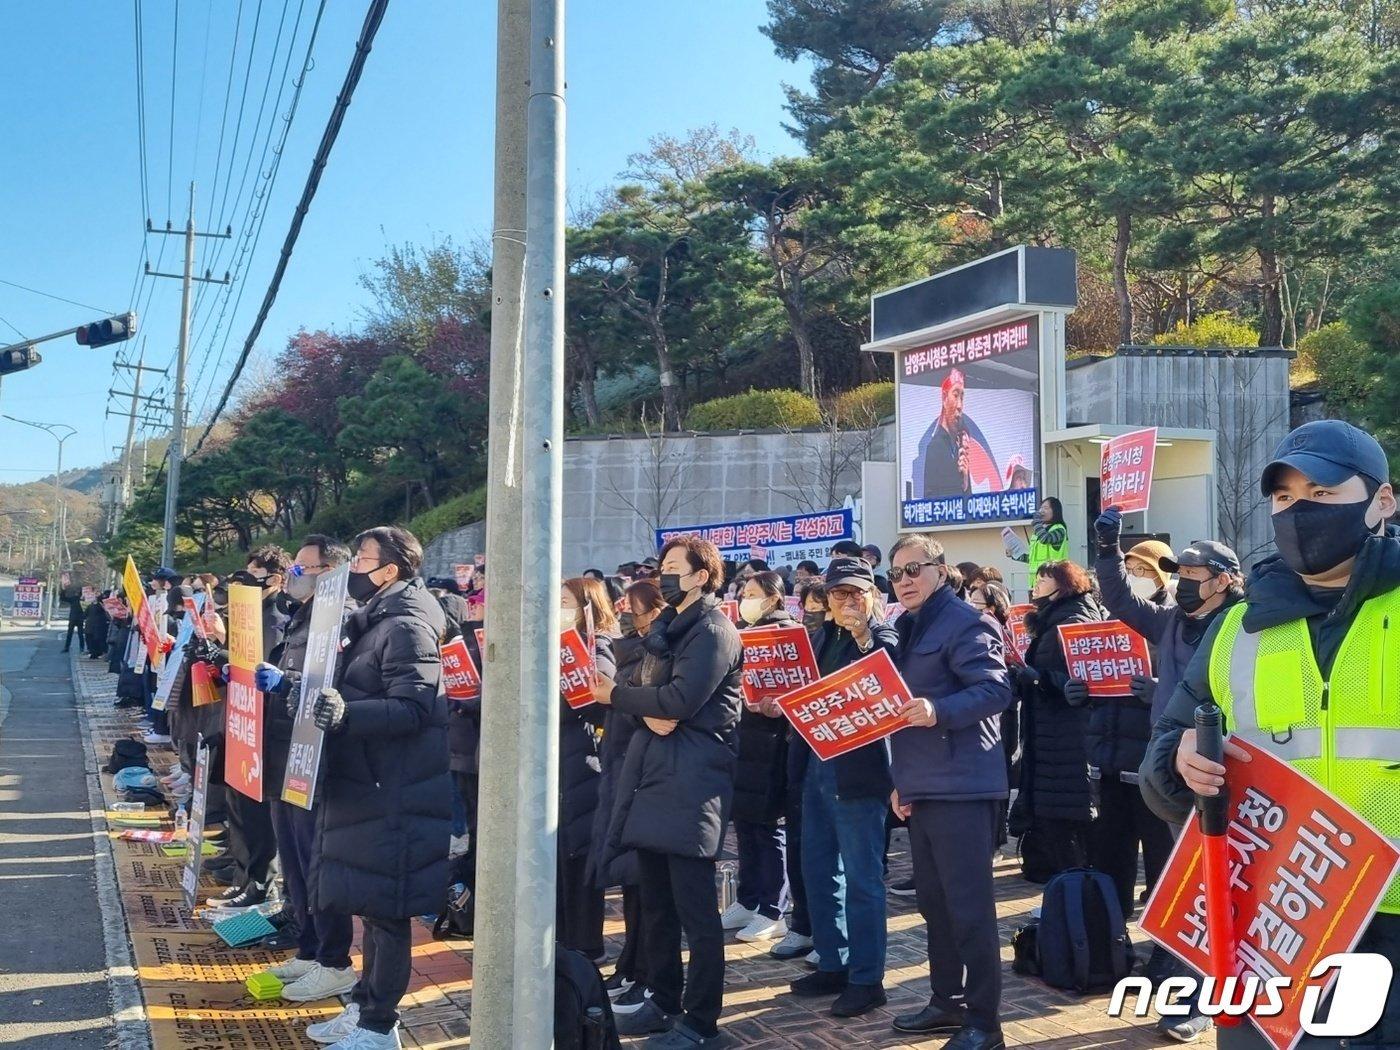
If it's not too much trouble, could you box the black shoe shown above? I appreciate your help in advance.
[831,982,887,1017]
[888,876,917,897]
[789,969,849,997]
[611,982,653,1015]
[218,881,269,910]
[942,1027,1005,1050]
[892,1002,966,1034]
[259,923,301,951]
[603,970,635,1000]
[614,999,677,1037]
[207,865,239,886]
[266,905,296,929]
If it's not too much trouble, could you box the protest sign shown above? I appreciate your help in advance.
[281,564,350,810]
[739,624,819,708]
[453,563,475,590]
[441,636,482,702]
[122,556,163,671]
[1001,527,1029,561]
[180,739,212,911]
[1100,427,1158,514]
[12,577,43,620]
[750,544,769,562]
[103,595,127,619]
[1139,738,1400,1050]
[1057,619,1151,697]
[883,601,905,624]
[1007,603,1033,661]
[720,600,741,624]
[225,584,264,801]
[474,627,486,657]
[190,659,223,707]
[466,594,485,623]
[474,553,486,567]
[183,594,207,640]
[658,509,855,573]
[777,648,914,761]
[81,585,96,603]
[153,604,199,711]
[559,627,596,709]
[783,595,804,620]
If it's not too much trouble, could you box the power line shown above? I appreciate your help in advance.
[214,0,269,232]
[0,314,28,341]
[203,0,247,236]
[191,0,390,455]
[0,279,117,316]
[133,0,151,223]
[167,0,179,220]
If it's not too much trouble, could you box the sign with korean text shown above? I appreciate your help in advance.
[225,583,264,801]
[12,577,43,620]
[153,601,200,711]
[1007,603,1033,661]
[103,595,128,619]
[1100,427,1158,514]
[190,659,223,707]
[1139,739,1400,1050]
[720,600,741,624]
[657,509,855,573]
[883,601,905,624]
[559,628,596,708]
[778,648,914,761]
[740,624,819,708]
[1057,619,1151,697]
[750,544,769,562]
[180,738,212,911]
[81,585,97,603]
[441,637,482,702]
[122,556,163,671]
[281,564,350,810]
[453,563,475,591]
[182,593,207,640]
[784,596,804,620]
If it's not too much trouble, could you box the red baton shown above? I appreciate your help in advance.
[1194,702,1239,1026]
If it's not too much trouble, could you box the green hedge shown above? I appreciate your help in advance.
[684,388,821,431]
[834,382,895,426]
[1150,311,1259,349]
[404,485,488,545]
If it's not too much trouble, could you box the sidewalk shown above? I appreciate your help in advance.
[72,652,1208,1048]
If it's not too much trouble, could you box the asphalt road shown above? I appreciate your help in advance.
[0,625,112,1047]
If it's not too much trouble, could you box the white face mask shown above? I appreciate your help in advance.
[739,598,767,625]
[561,604,579,628]
[1128,576,1158,600]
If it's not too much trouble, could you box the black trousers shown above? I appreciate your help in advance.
[557,850,606,957]
[784,777,811,937]
[1088,776,1175,916]
[450,771,479,888]
[64,616,84,652]
[268,797,353,968]
[225,789,277,885]
[616,884,647,982]
[908,799,1003,1033]
[351,916,413,1034]
[636,849,725,1038]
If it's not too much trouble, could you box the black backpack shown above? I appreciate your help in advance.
[1033,868,1133,993]
[103,739,149,774]
[432,883,474,941]
[554,946,621,1050]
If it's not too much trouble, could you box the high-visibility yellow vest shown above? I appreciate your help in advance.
[1028,524,1069,579]
[1207,586,1400,913]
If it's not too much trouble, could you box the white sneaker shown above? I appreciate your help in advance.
[769,930,814,959]
[142,733,173,745]
[449,834,469,857]
[719,901,756,930]
[306,1004,361,1045]
[804,949,821,967]
[282,963,359,1003]
[736,914,787,943]
[324,1025,401,1050]
[267,956,318,981]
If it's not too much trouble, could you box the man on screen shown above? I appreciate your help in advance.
[919,368,1003,497]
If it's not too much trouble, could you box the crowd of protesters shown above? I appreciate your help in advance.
[79,418,1400,1050]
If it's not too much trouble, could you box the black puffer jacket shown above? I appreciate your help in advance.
[559,632,615,860]
[730,605,797,825]
[308,578,450,920]
[585,631,646,889]
[605,596,743,860]
[1012,591,1104,827]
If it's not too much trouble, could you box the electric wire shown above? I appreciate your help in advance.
[0,280,118,316]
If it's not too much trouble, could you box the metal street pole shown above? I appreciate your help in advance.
[162,185,196,567]
[469,0,532,1042]
[3,417,76,624]
[510,0,567,1040]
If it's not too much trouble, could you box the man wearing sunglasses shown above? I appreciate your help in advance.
[886,534,1013,1050]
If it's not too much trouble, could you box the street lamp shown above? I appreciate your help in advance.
[3,416,77,625]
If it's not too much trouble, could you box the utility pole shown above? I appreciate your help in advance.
[470,0,533,1043]
[147,182,231,566]
[107,347,168,536]
[3,417,76,624]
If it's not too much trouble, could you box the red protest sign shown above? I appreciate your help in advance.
[783,595,804,620]
[883,601,906,625]
[1007,603,1033,661]
[440,637,481,702]
[739,624,819,708]
[225,584,265,800]
[474,627,486,656]
[1140,738,1400,1050]
[183,596,207,640]
[777,648,913,761]
[1057,619,1151,697]
[559,627,596,709]
[1100,427,1158,514]
[453,563,475,590]
[720,600,741,624]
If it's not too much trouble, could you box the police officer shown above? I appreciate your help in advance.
[1142,419,1400,1048]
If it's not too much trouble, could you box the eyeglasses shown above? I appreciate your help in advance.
[288,563,329,577]
[888,561,942,583]
[828,586,866,603]
[350,554,383,570]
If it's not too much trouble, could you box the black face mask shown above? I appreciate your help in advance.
[347,570,383,604]
[803,611,826,632]
[659,573,688,607]
[1174,577,1209,616]
[1272,498,1378,577]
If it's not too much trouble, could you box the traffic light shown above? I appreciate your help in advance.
[0,345,41,375]
[75,312,137,348]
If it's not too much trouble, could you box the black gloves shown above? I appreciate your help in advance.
[312,687,347,733]
[1063,678,1090,707]
[1094,507,1123,550]
[1129,674,1157,707]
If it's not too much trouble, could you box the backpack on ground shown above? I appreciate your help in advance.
[1033,868,1133,993]
[432,883,474,941]
[554,945,622,1050]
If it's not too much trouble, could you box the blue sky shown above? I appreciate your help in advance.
[0,0,810,483]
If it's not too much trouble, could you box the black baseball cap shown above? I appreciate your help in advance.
[830,540,865,558]
[825,557,876,590]
[1160,540,1240,577]
[1260,420,1390,496]
[152,565,181,581]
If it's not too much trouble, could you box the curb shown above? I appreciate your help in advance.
[70,647,153,1050]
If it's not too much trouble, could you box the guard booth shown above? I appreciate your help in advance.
[859,246,1217,595]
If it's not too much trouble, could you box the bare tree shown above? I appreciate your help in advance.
[600,409,702,540]
[1203,357,1289,567]
[775,397,883,513]
[623,124,759,188]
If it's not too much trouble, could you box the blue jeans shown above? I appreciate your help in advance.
[801,759,887,984]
